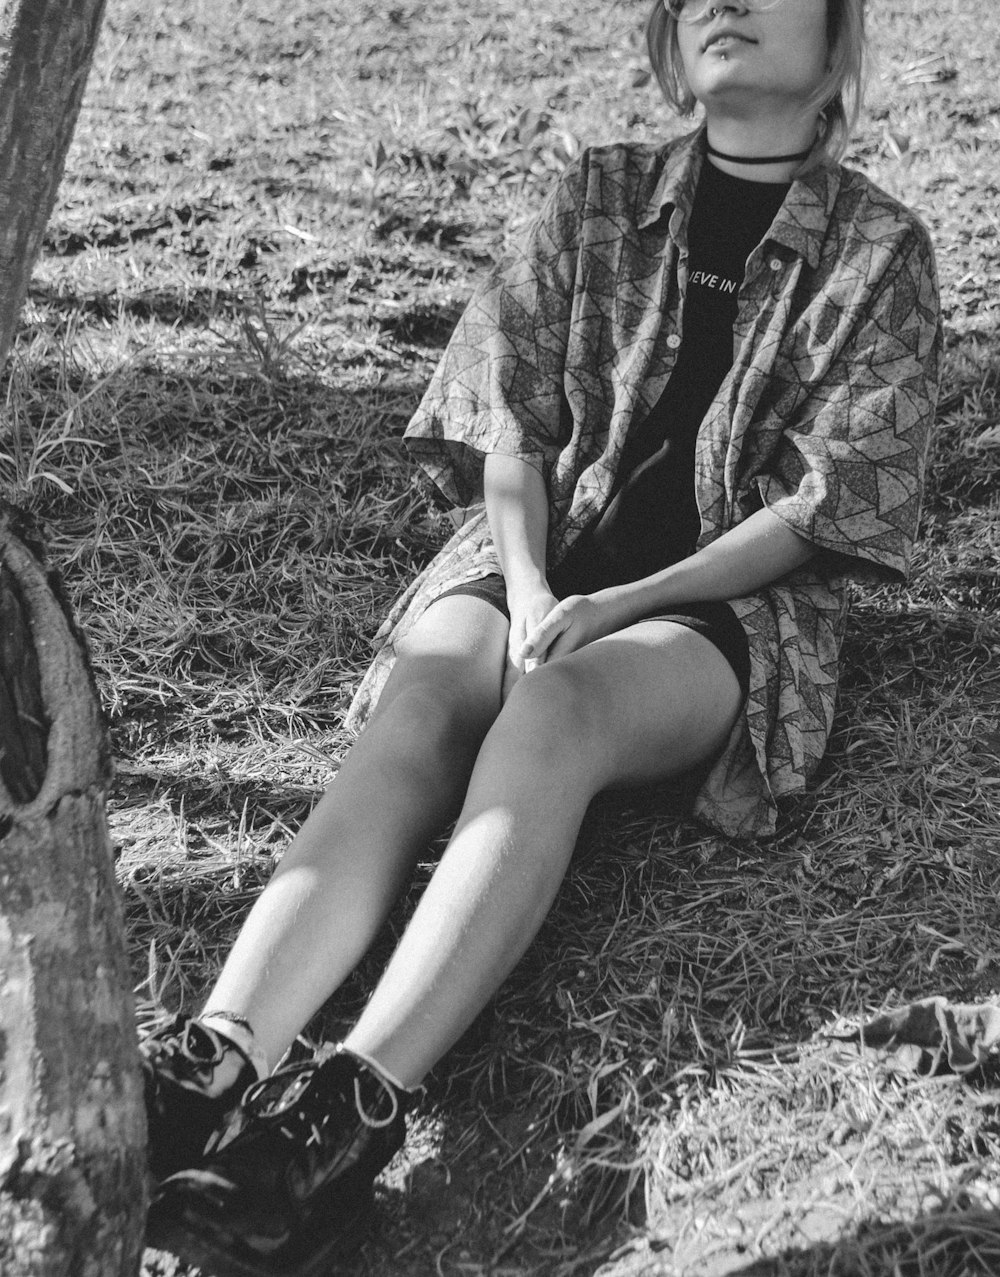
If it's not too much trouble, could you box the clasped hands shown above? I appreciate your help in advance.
[502,584,628,701]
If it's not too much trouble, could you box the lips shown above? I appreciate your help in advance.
[703,29,757,52]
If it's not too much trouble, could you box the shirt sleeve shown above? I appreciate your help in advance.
[757,220,942,581]
[402,156,586,508]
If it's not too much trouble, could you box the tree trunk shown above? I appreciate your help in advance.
[0,0,144,1268]
[0,0,107,358]
[0,511,146,1275]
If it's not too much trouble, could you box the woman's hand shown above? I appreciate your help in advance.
[520,589,628,667]
[504,584,559,700]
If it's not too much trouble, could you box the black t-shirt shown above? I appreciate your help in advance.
[551,162,790,595]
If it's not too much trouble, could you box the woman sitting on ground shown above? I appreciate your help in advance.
[143,1,940,1272]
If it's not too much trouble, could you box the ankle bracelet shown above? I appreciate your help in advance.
[199,1012,268,1080]
[200,1011,254,1035]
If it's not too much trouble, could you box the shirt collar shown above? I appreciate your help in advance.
[639,128,705,232]
[639,127,843,271]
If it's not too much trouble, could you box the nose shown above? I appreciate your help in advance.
[667,0,753,23]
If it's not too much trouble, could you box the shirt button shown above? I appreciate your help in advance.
[769,256,783,272]
[666,333,682,349]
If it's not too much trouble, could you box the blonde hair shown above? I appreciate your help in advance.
[645,0,868,165]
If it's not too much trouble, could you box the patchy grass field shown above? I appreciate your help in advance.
[4,0,1000,1273]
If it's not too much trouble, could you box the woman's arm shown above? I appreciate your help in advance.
[521,506,812,664]
[624,506,814,609]
[483,452,559,694]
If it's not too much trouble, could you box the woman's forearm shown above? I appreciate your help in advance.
[606,507,814,621]
[483,452,550,595]
[519,506,815,666]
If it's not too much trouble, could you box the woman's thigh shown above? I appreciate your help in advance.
[503,619,743,791]
[372,592,510,743]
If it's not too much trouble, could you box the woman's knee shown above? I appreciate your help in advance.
[498,660,612,774]
[382,602,505,733]
[377,667,499,756]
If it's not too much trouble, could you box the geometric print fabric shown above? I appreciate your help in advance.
[346,128,942,838]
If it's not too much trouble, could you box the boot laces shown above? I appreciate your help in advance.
[243,1057,400,1157]
[140,1011,232,1091]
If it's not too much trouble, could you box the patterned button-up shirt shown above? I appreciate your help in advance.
[346,128,942,838]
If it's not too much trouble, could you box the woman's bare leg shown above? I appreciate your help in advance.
[200,595,508,1072]
[343,619,743,1087]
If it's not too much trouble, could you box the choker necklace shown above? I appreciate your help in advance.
[706,141,813,165]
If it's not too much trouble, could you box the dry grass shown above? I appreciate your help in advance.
[2,0,1000,1273]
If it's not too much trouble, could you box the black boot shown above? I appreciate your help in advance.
[146,1045,411,1277]
[140,1009,259,1183]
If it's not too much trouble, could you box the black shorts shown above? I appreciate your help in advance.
[433,573,750,702]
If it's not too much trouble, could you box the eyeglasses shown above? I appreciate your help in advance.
[664,0,787,22]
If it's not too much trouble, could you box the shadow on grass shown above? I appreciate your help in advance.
[1,338,452,740]
[925,327,1000,518]
[28,279,252,326]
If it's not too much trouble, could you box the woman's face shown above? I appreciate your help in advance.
[676,0,830,118]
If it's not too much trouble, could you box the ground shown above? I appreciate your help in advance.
[4,0,1000,1273]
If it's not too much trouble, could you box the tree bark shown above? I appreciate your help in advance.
[0,0,146,1270]
[0,0,107,359]
[0,511,146,1276]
